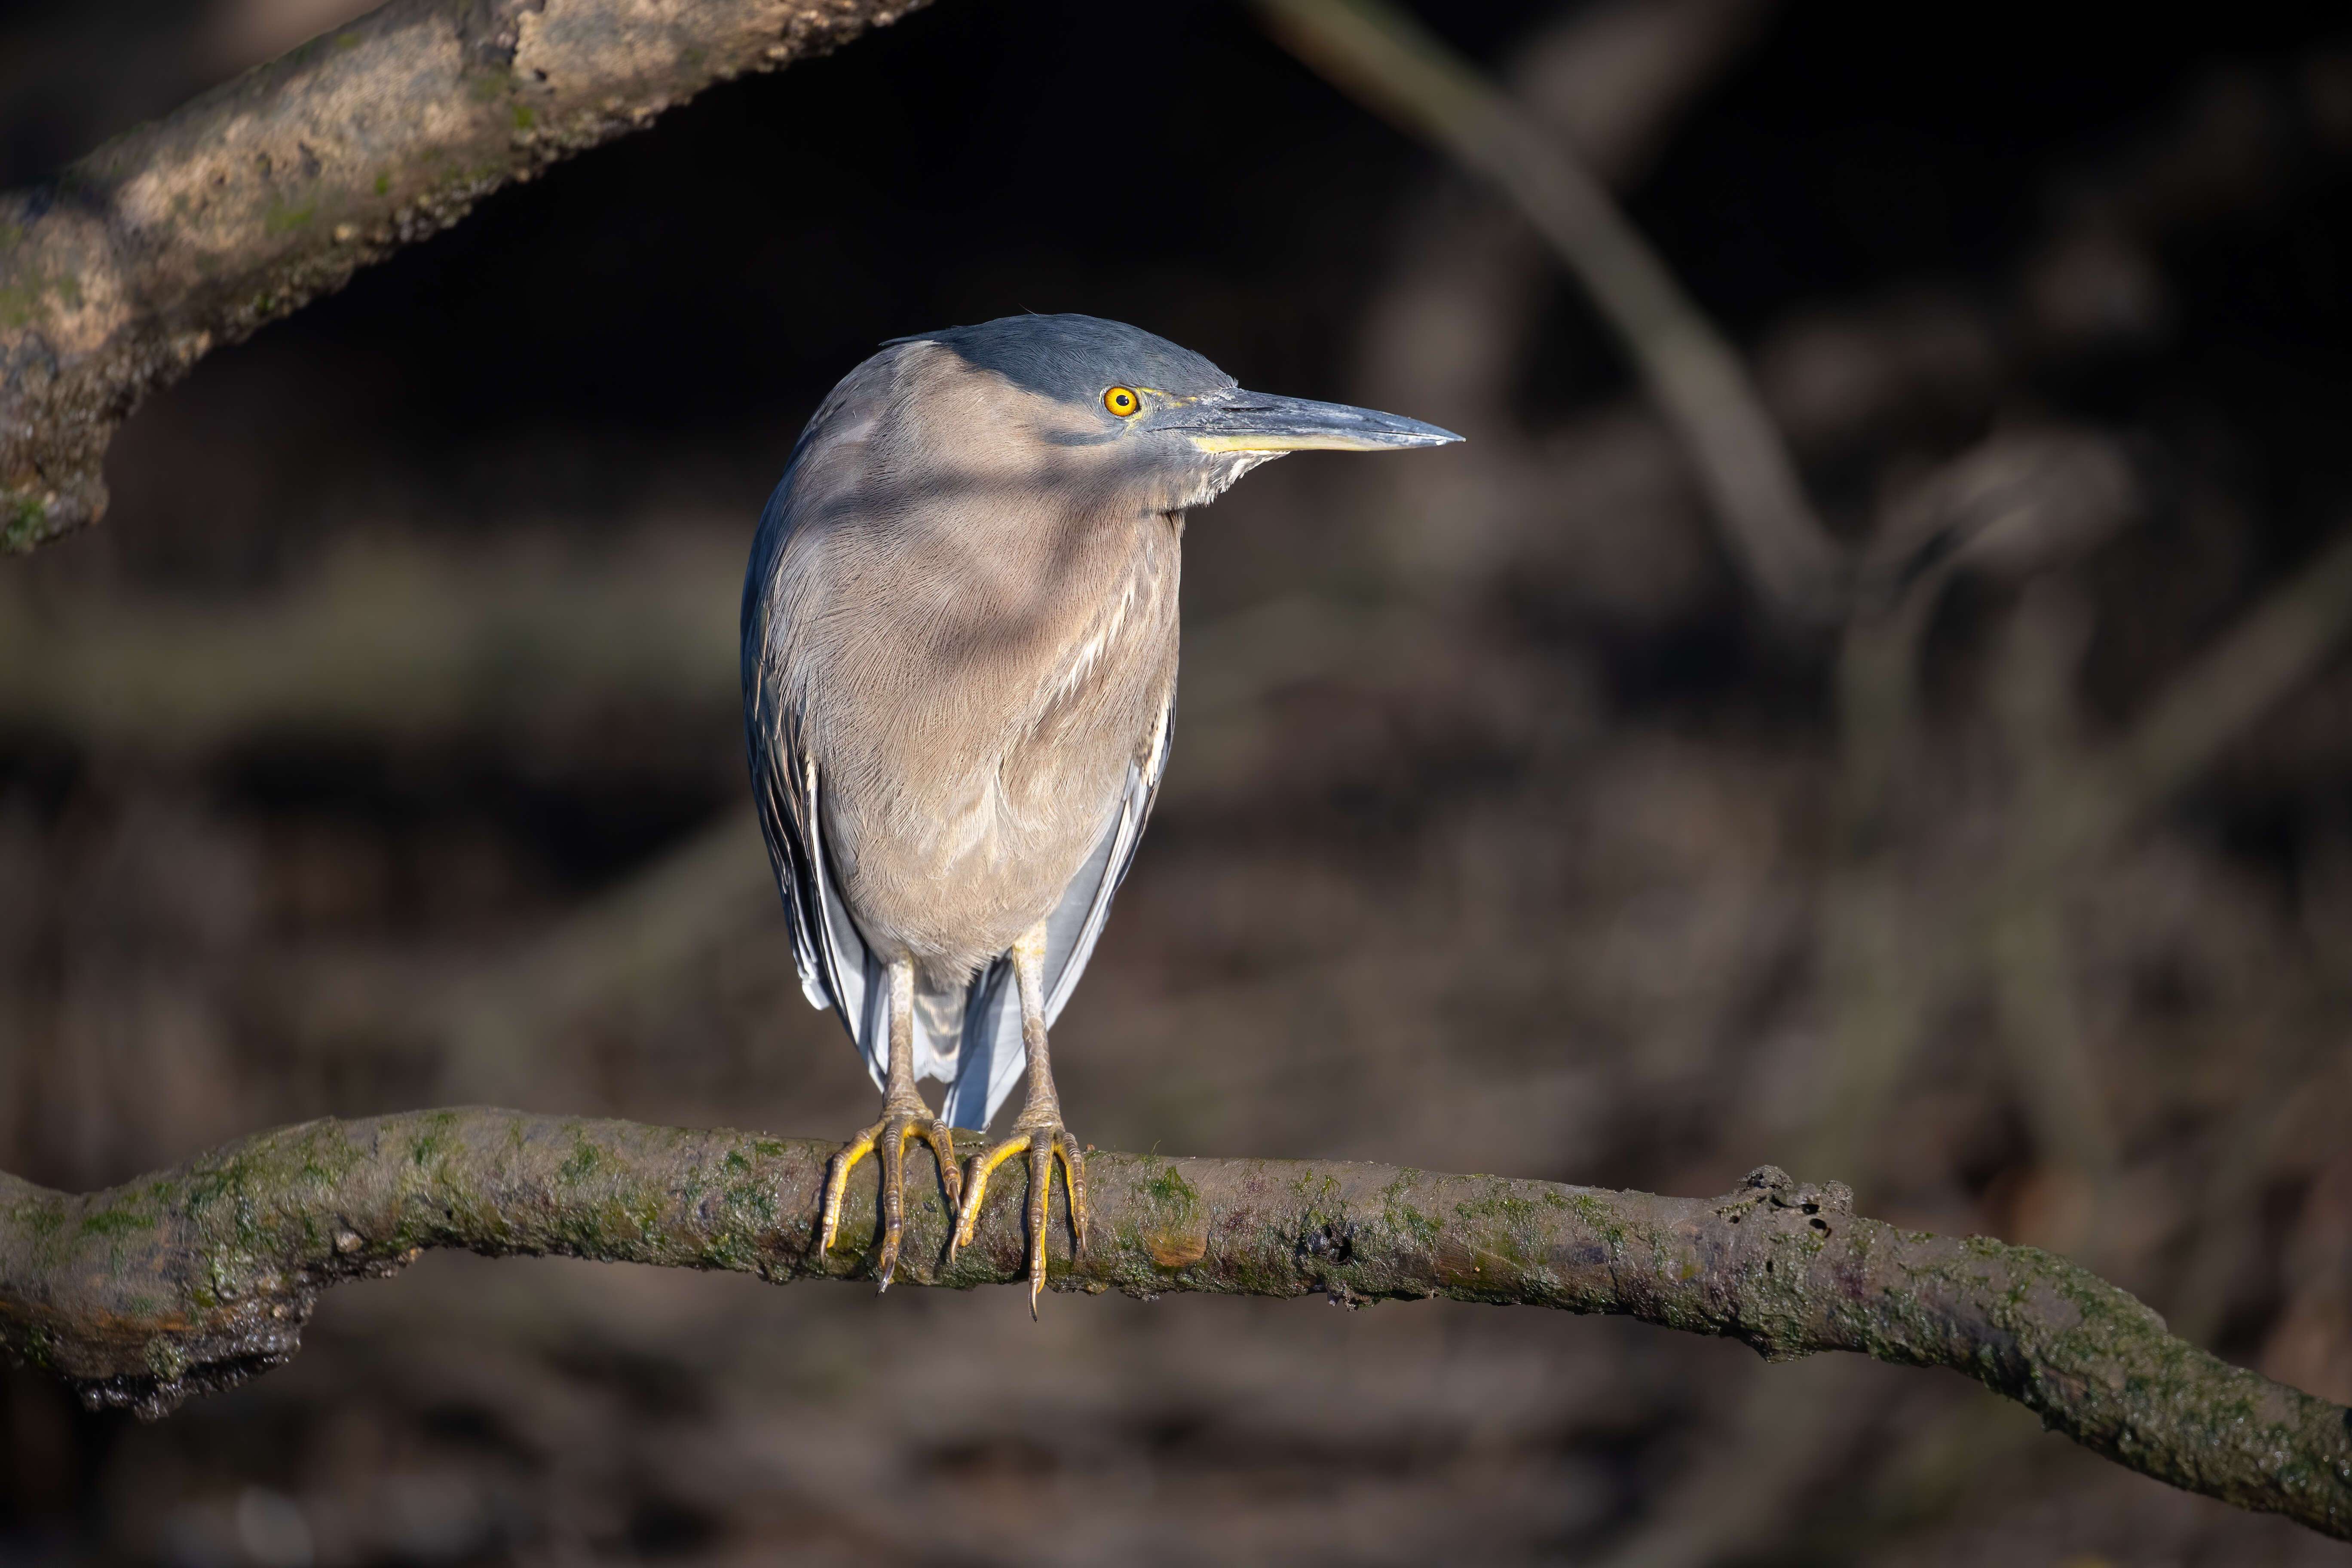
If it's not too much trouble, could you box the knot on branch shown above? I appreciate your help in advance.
[1296,1218,1356,1265]
[1715,1164,1855,1237]
[1296,1217,1366,1306]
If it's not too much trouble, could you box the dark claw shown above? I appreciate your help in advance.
[1060,1133,1090,1251]
[950,1117,1089,1315]
[1026,1142,1055,1317]
[876,1118,907,1292]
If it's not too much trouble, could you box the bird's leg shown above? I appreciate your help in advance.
[949,922,1088,1316]
[818,955,959,1290]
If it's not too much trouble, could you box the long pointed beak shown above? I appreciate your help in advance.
[1166,387,1462,453]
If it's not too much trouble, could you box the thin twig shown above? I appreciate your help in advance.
[2109,527,2352,831]
[1986,582,2121,1246]
[1255,0,1844,622]
[431,808,771,1103]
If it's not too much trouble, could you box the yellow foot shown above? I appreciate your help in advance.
[818,1096,959,1291]
[949,1113,1088,1317]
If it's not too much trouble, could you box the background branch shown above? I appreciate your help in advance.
[0,0,928,551]
[3,1110,2348,1538]
[1256,0,1845,623]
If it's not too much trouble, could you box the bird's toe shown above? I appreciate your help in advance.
[949,1116,1088,1314]
[815,1102,959,1288]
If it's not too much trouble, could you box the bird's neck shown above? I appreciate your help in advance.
[1031,508,1182,718]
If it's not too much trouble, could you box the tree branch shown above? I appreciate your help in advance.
[1255,0,1847,624]
[0,0,929,551]
[2,1110,2346,1537]
[2110,524,2352,829]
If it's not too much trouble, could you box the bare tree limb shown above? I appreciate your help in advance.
[1256,0,1846,623]
[0,528,743,742]
[2,1110,2346,1537]
[2110,525,2352,828]
[0,0,929,551]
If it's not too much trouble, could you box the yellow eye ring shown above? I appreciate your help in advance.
[1103,386,1140,417]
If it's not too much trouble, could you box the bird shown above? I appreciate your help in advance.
[741,313,1460,1311]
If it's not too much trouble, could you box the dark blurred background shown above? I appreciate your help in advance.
[6,0,2352,1562]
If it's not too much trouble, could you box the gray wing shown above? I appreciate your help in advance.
[747,731,895,1092]
[942,689,1175,1130]
[749,695,963,1093]
[743,392,897,1092]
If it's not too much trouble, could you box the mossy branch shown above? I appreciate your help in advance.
[0,0,928,551]
[0,1110,2345,1537]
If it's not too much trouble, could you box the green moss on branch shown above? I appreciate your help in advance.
[0,1111,2345,1538]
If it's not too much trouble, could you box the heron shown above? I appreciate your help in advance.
[741,313,1460,1309]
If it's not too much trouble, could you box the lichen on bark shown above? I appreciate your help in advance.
[1,1109,2346,1538]
[0,0,932,551]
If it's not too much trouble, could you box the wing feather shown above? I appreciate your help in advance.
[743,398,894,1093]
[745,665,891,1091]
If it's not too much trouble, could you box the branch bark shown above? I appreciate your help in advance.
[0,0,928,551]
[3,1110,2346,1538]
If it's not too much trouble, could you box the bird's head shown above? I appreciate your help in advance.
[884,314,1461,511]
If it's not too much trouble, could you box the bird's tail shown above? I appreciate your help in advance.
[910,983,967,1070]
[937,960,1026,1132]
[846,959,1019,1133]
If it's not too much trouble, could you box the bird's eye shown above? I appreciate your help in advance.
[1103,386,1140,417]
